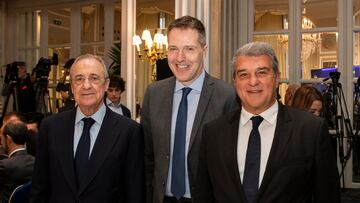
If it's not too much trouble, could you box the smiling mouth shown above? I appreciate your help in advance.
[176,64,189,69]
[247,90,262,93]
[81,93,94,96]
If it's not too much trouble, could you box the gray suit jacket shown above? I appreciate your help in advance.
[142,73,238,203]
[0,149,34,203]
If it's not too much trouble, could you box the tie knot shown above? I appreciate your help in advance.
[82,117,95,130]
[182,87,192,97]
[251,116,263,129]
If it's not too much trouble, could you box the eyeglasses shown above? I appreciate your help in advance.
[72,74,105,85]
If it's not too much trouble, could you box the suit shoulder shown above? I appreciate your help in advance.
[207,75,235,94]
[283,105,325,124]
[205,110,239,127]
[41,110,72,126]
[107,109,139,128]
[146,77,175,91]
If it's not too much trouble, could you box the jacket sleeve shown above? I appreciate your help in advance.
[313,119,341,202]
[29,119,51,203]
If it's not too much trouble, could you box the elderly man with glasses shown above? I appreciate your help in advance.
[30,54,144,203]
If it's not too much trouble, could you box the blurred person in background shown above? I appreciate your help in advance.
[291,85,323,117]
[56,58,76,113]
[105,76,131,118]
[0,120,35,203]
[284,83,300,106]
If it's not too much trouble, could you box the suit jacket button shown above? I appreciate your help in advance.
[162,182,165,186]
[166,155,169,159]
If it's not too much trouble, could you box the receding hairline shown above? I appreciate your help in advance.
[70,54,109,79]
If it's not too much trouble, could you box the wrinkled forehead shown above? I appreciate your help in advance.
[71,58,105,77]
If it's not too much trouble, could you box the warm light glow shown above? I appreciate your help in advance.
[133,30,168,65]
[141,29,152,41]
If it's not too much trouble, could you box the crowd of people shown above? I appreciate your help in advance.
[0,15,340,203]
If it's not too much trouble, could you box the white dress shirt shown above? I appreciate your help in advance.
[237,101,278,187]
[106,97,124,115]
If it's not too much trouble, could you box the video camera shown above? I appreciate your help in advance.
[4,61,25,84]
[33,53,58,79]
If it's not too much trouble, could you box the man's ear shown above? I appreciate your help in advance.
[5,134,13,144]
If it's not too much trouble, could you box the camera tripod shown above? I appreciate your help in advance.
[35,77,52,116]
[327,72,356,190]
[1,80,20,119]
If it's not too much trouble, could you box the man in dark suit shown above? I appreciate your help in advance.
[141,16,238,203]
[30,54,144,203]
[105,76,131,118]
[0,120,34,203]
[194,42,340,203]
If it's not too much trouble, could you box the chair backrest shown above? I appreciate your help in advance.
[8,181,31,203]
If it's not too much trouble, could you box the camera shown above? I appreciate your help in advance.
[329,71,340,83]
[33,53,58,79]
[4,61,26,84]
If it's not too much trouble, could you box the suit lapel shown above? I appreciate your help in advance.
[77,109,120,195]
[228,110,248,200]
[257,104,293,197]
[162,78,176,157]
[57,109,77,194]
[189,73,213,150]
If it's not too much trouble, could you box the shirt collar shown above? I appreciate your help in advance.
[240,100,279,126]
[75,102,107,125]
[175,70,205,93]
[9,148,26,157]
[106,97,120,107]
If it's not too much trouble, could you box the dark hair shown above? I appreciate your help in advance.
[2,121,28,145]
[108,76,125,92]
[64,58,75,69]
[291,85,323,111]
[167,15,206,46]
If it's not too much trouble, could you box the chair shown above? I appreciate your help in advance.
[8,181,31,203]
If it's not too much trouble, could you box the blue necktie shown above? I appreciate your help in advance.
[243,116,263,203]
[75,117,95,188]
[171,87,192,199]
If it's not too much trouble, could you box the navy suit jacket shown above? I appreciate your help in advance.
[0,150,34,203]
[30,107,144,203]
[194,104,340,203]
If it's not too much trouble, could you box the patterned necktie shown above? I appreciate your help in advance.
[75,117,95,188]
[171,87,192,199]
[243,116,263,203]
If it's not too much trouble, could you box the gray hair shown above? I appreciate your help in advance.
[231,42,279,75]
[70,54,109,79]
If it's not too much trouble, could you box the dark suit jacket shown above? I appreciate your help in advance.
[142,73,239,203]
[104,98,132,118]
[29,107,144,203]
[120,104,131,118]
[0,149,34,203]
[194,104,340,203]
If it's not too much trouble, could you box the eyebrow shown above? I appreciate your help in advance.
[236,66,271,72]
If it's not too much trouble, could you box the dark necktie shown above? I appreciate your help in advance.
[243,116,264,203]
[171,87,192,199]
[75,117,95,188]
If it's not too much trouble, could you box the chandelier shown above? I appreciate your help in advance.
[132,29,168,65]
[278,16,320,61]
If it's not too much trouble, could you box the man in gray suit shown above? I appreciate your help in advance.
[141,15,238,203]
